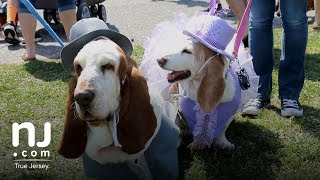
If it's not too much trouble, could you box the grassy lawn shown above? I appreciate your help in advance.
[0,28,319,179]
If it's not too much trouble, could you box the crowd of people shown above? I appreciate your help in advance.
[0,0,319,118]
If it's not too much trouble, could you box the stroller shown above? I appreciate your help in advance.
[36,0,107,24]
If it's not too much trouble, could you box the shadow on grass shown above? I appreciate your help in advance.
[293,105,320,138]
[272,49,320,82]
[36,44,63,59]
[245,104,320,139]
[24,60,71,82]
[178,119,282,179]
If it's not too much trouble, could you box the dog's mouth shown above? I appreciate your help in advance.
[82,111,103,126]
[167,70,191,83]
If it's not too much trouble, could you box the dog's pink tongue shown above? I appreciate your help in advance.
[167,71,182,81]
[167,72,176,81]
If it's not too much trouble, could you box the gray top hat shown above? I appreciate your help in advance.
[61,18,133,75]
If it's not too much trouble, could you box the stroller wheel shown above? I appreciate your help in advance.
[43,10,53,24]
[77,2,91,21]
[98,4,107,22]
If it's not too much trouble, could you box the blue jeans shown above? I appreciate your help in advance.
[18,0,76,13]
[249,0,308,101]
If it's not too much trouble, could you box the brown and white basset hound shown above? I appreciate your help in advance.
[58,39,164,164]
[155,32,238,150]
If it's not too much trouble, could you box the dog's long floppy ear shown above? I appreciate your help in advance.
[117,54,157,154]
[197,53,226,113]
[58,76,87,158]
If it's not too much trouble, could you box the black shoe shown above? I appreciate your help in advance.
[3,21,20,45]
[281,99,303,117]
[35,31,42,42]
[216,3,222,11]
[204,3,222,13]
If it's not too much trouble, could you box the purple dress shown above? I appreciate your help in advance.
[179,69,241,147]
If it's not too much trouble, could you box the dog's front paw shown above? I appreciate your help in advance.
[188,141,207,150]
[215,139,235,150]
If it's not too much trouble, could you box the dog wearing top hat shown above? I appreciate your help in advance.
[58,18,179,179]
[150,15,242,150]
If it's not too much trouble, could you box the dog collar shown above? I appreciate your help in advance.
[102,109,122,148]
[112,109,122,148]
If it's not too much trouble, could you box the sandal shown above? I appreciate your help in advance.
[21,52,36,61]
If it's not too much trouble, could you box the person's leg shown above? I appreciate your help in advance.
[6,0,18,24]
[314,0,320,29]
[242,0,275,115]
[18,0,75,60]
[4,0,20,44]
[18,0,37,60]
[18,13,36,59]
[249,0,275,100]
[57,0,76,40]
[279,0,307,117]
[226,0,248,38]
[59,10,76,40]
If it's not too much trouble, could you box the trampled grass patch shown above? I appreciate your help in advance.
[0,29,319,179]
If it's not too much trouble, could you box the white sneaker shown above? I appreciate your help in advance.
[281,99,303,117]
[242,98,271,116]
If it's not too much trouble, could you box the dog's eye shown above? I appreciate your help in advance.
[101,63,114,72]
[182,48,192,54]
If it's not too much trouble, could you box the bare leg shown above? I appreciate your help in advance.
[226,0,248,38]
[59,9,76,40]
[18,13,36,59]
[314,0,320,29]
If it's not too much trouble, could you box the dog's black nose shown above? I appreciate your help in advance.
[74,90,94,107]
[157,58,167,67]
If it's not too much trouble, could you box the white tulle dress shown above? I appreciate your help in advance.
[139,12,259,146]
[140,12,259,109]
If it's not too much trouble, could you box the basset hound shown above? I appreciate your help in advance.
[58,38,179,179]
[156,33,241,150]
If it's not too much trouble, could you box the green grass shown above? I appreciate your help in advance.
[0,29,319,179]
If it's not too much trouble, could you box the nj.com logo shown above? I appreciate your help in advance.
[12,122,51,159]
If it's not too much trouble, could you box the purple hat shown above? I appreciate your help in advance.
[184,15,236,61]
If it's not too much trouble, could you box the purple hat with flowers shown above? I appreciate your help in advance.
[184,15,236,61]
